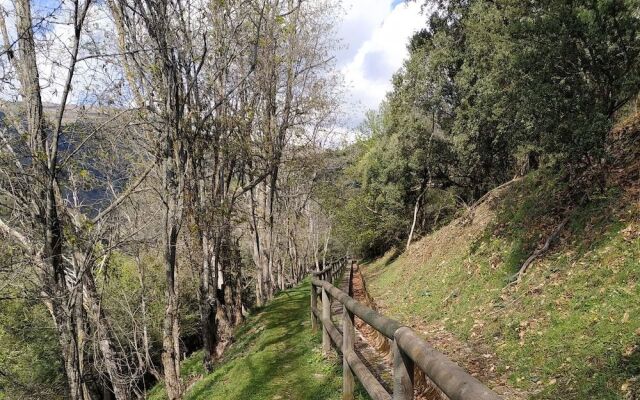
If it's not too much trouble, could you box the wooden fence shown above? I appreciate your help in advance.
[310,260,501,400]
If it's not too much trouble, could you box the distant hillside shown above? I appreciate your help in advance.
[361,125,640,399]
[0,103,140,216]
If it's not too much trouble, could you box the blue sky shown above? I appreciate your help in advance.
[2,0,424,128]
[336,0,425,128]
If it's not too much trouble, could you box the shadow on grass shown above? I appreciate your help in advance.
[383,247,402,266]
[183,283,365,400]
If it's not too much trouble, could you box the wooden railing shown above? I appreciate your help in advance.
[310,262,501,400]
[310,257,346,285]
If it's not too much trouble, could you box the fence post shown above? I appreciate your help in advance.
[331,263,334,283]
[322,286,331,355]
[392,336,414,400]
[342,303,355,400]
[343,262,355,399]
[310,284,318,331]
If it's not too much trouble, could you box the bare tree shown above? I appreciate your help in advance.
[0,1,157,398]
[1,1,342,398]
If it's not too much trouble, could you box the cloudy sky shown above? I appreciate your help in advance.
[1,0,425,128]
[336,0,425,128]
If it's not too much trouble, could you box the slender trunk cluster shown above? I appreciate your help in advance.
[0,0,142,398]
[1,0,340,398]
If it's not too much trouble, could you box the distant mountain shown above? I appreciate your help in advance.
[0,103,137,218]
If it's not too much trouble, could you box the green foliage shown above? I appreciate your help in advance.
[328,0,640,257]
[426,0,640,167]
[0,299,66,399]
[0,252,202,400]
[99,253,202,366]
[502,0,640,164]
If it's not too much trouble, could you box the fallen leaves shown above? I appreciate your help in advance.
[623,344,638,357]
[622,311,630,323]
[621,382,630,392]
[621,223,640,241]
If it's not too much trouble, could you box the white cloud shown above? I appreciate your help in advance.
[0,0,122,105]
[337,0,425,128]
[334,0,391,67]
[2,0,425,128]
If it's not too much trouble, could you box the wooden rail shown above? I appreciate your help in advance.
[310,257,346,284]
[310,261,501,400]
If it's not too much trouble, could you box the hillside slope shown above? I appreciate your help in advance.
[147,283,366,400]
[362,130,640,399]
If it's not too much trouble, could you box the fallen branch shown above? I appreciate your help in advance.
[460,178,521,225]
[509,216,570,285]
[442,288,460,305]
[473,178,520,210]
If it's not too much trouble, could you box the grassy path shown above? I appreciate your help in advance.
[148,282,367,400]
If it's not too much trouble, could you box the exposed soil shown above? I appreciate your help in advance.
[350,264,447,400]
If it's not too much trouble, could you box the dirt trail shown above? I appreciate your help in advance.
[349,265,447,400]
[350,266,393,391]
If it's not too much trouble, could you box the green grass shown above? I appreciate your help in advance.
[147,282,368,400]
[363,170,640,399]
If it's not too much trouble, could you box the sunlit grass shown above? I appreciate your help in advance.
[147,282,368,400]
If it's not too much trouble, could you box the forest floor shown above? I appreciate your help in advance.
[147,282,368,400]
[361,125,640,400]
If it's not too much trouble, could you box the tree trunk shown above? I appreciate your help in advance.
[233,265,244,325]
[406,189,426,251]
[199,235,217,373]
[82,267,132,399]
[161,136,183,400]
[14,0,86,396]
[44,294,84,400]
[249,185,267,306]
[322,225,331,270]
